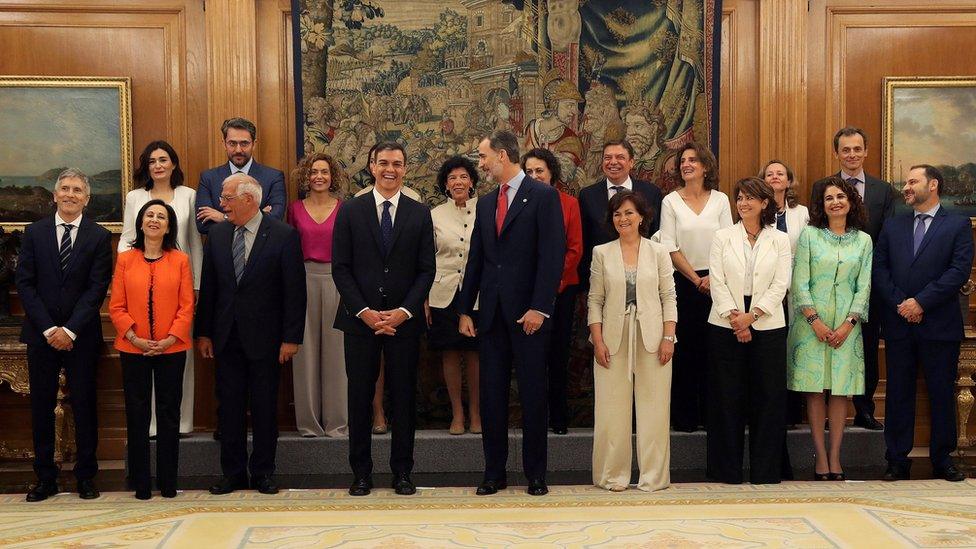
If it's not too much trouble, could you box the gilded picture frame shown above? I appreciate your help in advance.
[0,76,133,233]
[882,76,976,218]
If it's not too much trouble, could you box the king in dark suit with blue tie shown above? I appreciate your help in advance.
[873,165,974,482]
[332,143,435,497]
[15,169,113,502]
[459,131,566,496]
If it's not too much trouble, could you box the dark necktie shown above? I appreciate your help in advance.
[495,183,510,236]
[233,226,246,282]
[59,223,73,272]
[381,200,394,254]
[775,211,787,233]
[913,213,930,256]
[610,185,625,195]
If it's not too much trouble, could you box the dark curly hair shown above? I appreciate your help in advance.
[676,141,719,190]
[733,177,778,226]
[808,176,868,231]
[436,155,479,197]
[134,140,184,190]
[292,152,346,195]
[606,190,655,238]
[521,148,562,186]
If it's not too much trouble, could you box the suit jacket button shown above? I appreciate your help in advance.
[384,267,389,273]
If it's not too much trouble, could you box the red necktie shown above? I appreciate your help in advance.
[495,183,510,236]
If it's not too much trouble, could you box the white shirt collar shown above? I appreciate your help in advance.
[229,158,254,175]
[916,203,941,218]
[373,187,402,209]
[504,170,526,191]
[606,176,633,190]
[54,212,82,228]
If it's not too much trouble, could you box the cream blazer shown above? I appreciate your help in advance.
[784,204,810,254]
[429,197,477,309]
[707,223,792,330]
[118,186,203,289]
[587,238,677,355]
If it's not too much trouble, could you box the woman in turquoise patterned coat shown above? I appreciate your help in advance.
[787,177,872,481]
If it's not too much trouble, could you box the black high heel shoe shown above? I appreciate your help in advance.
[828,472,846,481]
[814,472,830,481]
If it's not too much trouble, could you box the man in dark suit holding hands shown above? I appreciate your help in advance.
[811,127,896,430]
[459,130,565,496]
[874,164,973,482]
[195,117,287,234]
[196,173,306,495]
[577,139,663,287]
[16,168,112,502]
[332,142,435,497]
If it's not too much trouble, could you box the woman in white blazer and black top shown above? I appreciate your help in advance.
[589,191,677,492]
[707,177,792,484]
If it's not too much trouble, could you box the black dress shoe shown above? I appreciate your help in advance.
[392,474,416,495]
[853,414,884,430]
[160,487,177,498]
[527,478,548,496]
[134,489,152,500]
[349,477,373,496]
[25,482,59,502]
[77,479,100,500]
[883,465,910,481]
[475,479,507,495]
[252,476,279,495]
[212,430,221,441]
[934,464,966,482]
[673,424,698,433]
[209,476,247,495]
[551,426,568,435]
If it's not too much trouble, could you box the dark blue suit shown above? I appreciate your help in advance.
[873,206,974,470]
[195,213,306,481]
[15,215,112,482]
[458,174,565,482]
[195,161,286,234]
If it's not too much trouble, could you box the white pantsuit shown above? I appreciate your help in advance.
[588,238,677,491]
[119,186,202,434]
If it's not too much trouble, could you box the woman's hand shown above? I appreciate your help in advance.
[144,335,177,356]
[811,319,834,343]
[697,275,711,294]
[734,328,752,343]
[658,339,674,365]
[131,336,153,353]
[593,340,611,368]
[828,321,853,349]
[728,310,754,332]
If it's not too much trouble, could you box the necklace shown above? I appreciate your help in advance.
[745,227,761,239]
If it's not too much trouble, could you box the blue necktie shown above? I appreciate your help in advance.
[59,223,73,272]
[913,214,930,256]
[381,200,393,255]
[233,226,246,282]
[775,211,787,233]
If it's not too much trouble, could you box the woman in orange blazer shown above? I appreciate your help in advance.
[522,148,583,434]
[109,199,194,500]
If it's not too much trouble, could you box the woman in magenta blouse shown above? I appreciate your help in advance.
[288,152,347,437]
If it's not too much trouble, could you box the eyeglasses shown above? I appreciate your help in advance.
[219,194,241,202]
[224,140,253,149]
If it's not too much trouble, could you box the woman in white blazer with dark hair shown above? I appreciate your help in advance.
[706,177,792,485]
[588,190,677,492]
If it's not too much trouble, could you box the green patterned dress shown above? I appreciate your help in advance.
[786,226,873,395]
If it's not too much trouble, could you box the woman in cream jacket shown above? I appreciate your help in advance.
[588,190,677,492]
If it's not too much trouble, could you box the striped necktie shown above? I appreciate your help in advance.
[233,226,246,282]
[59,223,73,272]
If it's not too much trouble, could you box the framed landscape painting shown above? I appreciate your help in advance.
[882,76,976,217]
[0,76,133,232]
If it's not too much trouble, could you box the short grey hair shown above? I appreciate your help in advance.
[223,173,263,204]
[56,168,91,194]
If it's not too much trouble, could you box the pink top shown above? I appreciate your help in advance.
[287,199,341,263]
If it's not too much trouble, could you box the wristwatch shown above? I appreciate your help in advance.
[752,310,762,321]
[847,316,859,326]
[662,335,677,344]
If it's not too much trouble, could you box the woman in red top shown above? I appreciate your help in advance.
[109,199,194,499]
[521,148,583,434]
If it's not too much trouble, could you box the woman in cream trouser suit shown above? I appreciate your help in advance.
[588,191,677,492]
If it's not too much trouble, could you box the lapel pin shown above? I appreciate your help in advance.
[522,198,527,203]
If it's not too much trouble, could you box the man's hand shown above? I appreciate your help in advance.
[262,205,273,214]
[423,301,432,327]
[197,337,214,358]
[375,309,409,335]
[359,309,385,331]
[279,342,299,364]
[897,298,924,321]
[459,314,477,337]
[46,328,73,351]
[516,310,545,335]
[196,206,225,223]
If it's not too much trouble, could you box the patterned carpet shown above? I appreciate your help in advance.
[1,480,975,547]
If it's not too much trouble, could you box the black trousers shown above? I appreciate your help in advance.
[853,298,882,417]
[546,284,577,429]
[707,324,788,484]
[344,332,419,478]
[214,331,281,481]
[480,303,549,482]
[27,340,100,483]
[121,351,185,492]
[884,334,960,470]
[671,270,711,429]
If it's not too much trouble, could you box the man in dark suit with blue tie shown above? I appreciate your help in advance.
[874,164,974,482]
[15,169,112,502]
[196,173,306,495]
[459,130,566,496]
[195,117,286,234]
[332,142,435,497]
[577,139,663,288]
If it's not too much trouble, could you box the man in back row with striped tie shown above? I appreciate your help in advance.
[16,168,113,502]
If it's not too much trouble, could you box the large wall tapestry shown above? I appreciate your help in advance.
[295,0,721,426]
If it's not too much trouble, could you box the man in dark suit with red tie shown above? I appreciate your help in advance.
[459,130,566,496]
[16,168,112,502]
